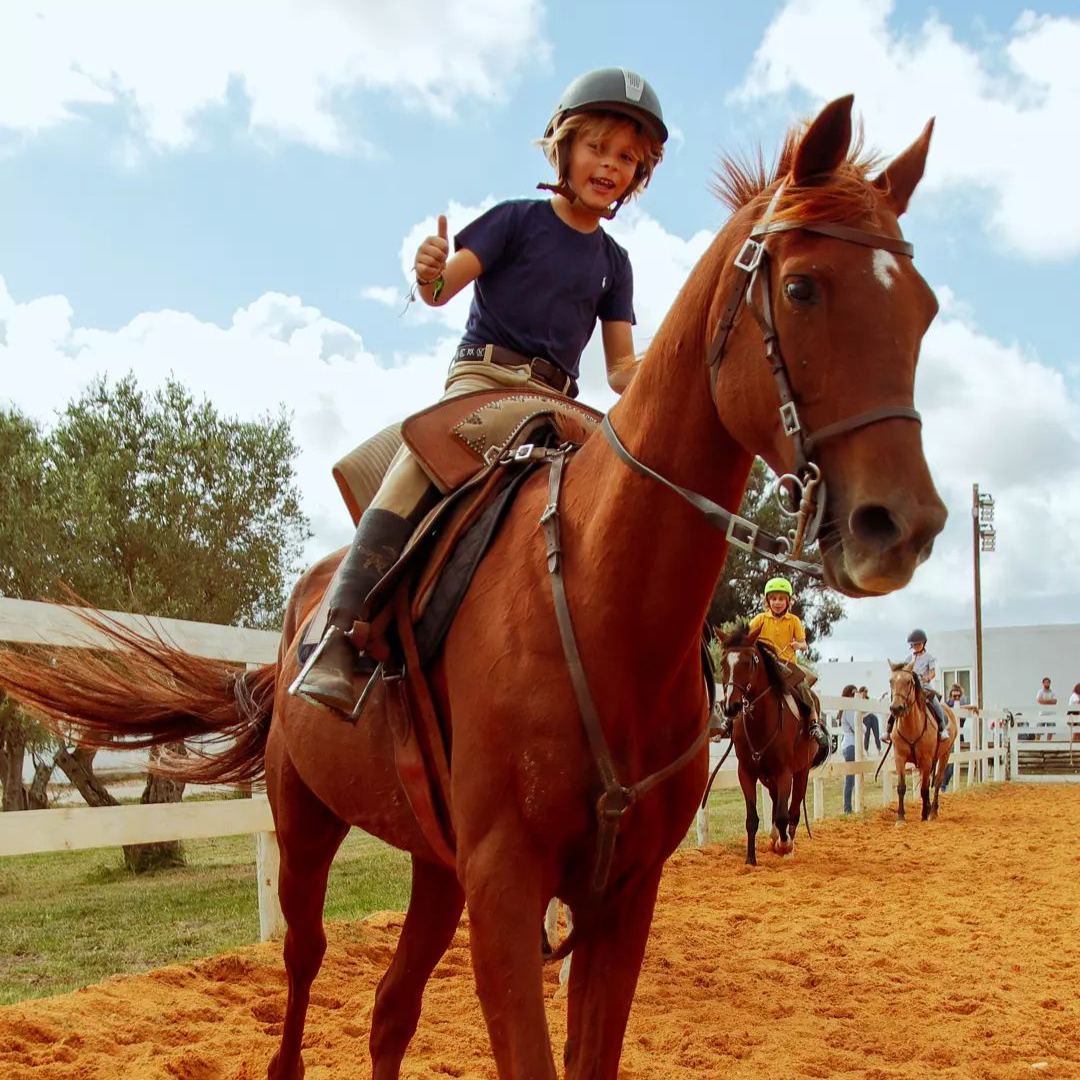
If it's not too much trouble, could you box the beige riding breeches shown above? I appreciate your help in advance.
[369,360,567,520]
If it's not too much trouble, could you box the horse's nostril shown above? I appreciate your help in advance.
[849,503,903,548]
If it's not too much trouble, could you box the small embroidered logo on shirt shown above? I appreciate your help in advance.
[601,276,607,289]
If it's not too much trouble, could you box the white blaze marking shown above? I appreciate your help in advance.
[725,653,738,708]
[872,248,899,289]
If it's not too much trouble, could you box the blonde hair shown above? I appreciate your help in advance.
[539,111,664,201]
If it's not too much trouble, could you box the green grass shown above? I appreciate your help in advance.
[0,829,411,1006]
[0,771,912,1006]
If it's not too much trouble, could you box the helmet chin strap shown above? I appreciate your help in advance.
[536,180,624,220]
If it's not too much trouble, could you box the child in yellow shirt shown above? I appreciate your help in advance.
[717,577,829,760]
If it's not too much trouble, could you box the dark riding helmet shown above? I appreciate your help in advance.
[544,67,668,146]
[906,629,928,645]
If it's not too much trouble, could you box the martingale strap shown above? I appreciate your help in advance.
[540,448,710,894]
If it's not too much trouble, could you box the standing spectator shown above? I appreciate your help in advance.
[858,686,881,753]
[941,684,968,792]
[1035,678,1057,741]
[1036,678,1057,707]
[1068,683,1080,713]
[840,685,858,814]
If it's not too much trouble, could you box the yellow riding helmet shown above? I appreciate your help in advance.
[763,577,794,597]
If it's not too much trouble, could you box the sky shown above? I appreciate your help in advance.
[2,0,1079,662]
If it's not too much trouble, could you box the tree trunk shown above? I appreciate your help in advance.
[53,746,120,808]
[1,727,29,811]
[27,758,52,810]
[122,746,187,873]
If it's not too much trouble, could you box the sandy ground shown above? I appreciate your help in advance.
[2,782,1078,1080]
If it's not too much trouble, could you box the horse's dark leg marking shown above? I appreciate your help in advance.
[738,763,759,865]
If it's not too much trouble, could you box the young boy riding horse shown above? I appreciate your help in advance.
[715,577,829,759]
[291,67,668,714]
[886,628,950,741]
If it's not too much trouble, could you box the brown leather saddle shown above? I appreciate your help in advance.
[302,389,602,866]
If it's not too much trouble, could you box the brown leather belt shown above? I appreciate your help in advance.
[453,344,577,398]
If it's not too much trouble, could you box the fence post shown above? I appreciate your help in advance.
[255,828,284,941]
[993,717,1004,782]
[760,785,773,839]
[853,708,864,813]
[812,774,824,821]
[1009,725,1019,781]
[695,805,709,848]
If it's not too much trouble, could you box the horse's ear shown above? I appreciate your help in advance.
[888,659,899,671]
[791,94,854,184]
[746,623,762,643]
[903,661,915,673]
[872,117,934,216]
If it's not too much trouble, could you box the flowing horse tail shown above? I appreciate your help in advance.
[0,607,275,787]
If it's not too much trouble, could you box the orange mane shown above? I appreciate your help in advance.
[713,121,887,226]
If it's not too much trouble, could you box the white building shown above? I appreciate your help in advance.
[815,623,1080,711]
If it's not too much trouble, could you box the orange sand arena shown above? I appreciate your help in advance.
[3,783,1079,1079]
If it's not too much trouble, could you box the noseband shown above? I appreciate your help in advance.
[602,181,923,576]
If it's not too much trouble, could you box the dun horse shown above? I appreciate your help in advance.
[0,96,946,1080]
[886,661,957,823]
[716,628,819,864]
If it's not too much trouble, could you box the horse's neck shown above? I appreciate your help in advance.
[568,309,753,668]
[897,695,929,739]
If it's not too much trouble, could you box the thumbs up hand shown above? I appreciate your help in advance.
[414,214,449,284]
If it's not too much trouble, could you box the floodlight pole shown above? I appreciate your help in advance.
[972,484,984,710]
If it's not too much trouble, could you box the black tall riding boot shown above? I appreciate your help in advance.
[291,508,414,714]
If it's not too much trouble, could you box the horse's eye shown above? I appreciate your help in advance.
[784,277,815,304]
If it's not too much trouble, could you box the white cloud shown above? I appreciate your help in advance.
[0,275,449,562]
[732,0,1080,259]
[0,0,549,152]
[360,286,402,308]
[821,300,1080,659]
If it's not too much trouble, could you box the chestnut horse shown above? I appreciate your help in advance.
[887,661,957,823]
[716,628,819,864]
[0,96,946,1080]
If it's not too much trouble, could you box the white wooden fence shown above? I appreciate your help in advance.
[0,598,1041,942]
[0,597,286,939]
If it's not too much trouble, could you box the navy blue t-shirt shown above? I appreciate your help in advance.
[454,199,635,382]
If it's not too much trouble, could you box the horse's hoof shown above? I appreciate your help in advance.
[895,819,906,828]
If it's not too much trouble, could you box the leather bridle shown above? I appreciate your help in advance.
[603,180,924,576]
[721,645,783,763]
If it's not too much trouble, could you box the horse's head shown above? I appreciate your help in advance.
[708,95,946,597]
[718,627,772,719]
[887,660,921,719]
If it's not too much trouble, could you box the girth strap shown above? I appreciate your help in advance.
[540,447,710,893]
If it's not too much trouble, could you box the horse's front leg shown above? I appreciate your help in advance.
[920,767,933,820]
[563,862,664,1080]
[738,763,759,865]
[896,768,907,826]
[463,819,556,1080]
[771,771,793,856]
